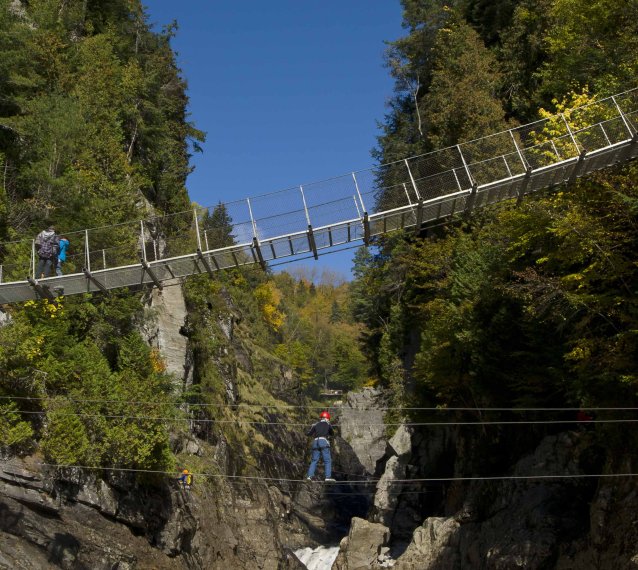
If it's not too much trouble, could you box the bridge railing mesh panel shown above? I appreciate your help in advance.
[350,166,385,215]
[407,147,470,201]
[302,175,361,226]
[199,199,253,250]
[460,130,527,185]
[0,239,34,282]
[246,186,306,241]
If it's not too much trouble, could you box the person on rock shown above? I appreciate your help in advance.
[305,410,336,482]
[179,468,192,490]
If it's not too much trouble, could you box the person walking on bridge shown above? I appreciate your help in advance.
[306,410,336,482]
[56,236,70,276]
[35,225,60,279]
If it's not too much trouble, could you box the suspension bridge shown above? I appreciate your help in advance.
[0,89,636,305]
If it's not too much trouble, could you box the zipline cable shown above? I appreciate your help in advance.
[1,395,633,412]
[19,462,638,485]
[4,409,630,427]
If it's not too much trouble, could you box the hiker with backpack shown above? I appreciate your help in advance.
[178,469,192,490]
[35,225,60,279]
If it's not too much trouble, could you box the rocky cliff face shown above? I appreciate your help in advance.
[332,425,638,570]
[0,280,381,569]
[15,279,634,569]
[335,389,387,477]
[0,451,347,569]
[140,279,192,386]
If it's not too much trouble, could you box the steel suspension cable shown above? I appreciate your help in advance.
[2,395,635,412]
[18,462,638,485]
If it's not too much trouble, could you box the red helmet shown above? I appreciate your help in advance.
[320,411,330,420]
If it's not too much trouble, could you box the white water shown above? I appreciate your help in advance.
[294,545,340,570]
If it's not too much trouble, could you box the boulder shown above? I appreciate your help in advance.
[333,517,390,570]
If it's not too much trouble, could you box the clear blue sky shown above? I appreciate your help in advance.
[144,1,403,279]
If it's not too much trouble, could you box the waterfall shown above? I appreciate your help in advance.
[294,545,340,570]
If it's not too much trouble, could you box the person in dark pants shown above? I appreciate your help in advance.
[178,468,192,490]
[35,225,60,278]
[56,236,70,276]
[306,410,335,482]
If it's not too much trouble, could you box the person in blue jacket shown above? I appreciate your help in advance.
[56,236,69,276]
[306,410,336,482]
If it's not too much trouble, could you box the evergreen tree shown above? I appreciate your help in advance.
[203,202,235,249]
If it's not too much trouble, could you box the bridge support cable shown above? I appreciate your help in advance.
[502,155,514,178]
[351,172,370,246]
[246,198,268,270]
[457,145,475,188]
[141,259,163,291]
[561,113,582,155]
[403,182,415,212]
[404,159,422,201]
[352,172,367,214]
[452,167,464,192]
[352,196,362,219]
[193,208,203,251]
[509,129,530,171]
[27,278,56,300]
[196,248,215,276]
[83,268,108,293]
[299,186,319,260]
[252,238,267,270]
[458,145,478,215]
[550,141,562,161]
